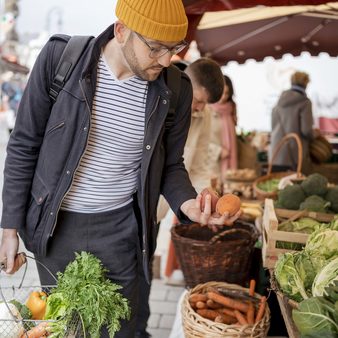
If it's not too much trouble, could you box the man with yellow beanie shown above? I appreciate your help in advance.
[0,0,240,337]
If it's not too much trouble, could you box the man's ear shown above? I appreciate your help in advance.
[114,20,129,44]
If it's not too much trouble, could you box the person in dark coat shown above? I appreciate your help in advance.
[270,71,315,174]
[0,1,240,337]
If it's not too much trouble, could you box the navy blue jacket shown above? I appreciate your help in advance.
[1,24,196,280]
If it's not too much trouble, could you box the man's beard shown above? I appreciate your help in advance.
[122,35,163,81]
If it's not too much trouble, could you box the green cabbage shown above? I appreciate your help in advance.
[292,297,338,338]
[305,229,338,271]
[312,257,338,297]
[277,217,330,250]
[275,252,309,301]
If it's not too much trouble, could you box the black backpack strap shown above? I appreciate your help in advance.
[49,35,94,102]
[165,64,181,130]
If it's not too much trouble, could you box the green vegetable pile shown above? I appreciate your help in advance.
[277,217,337,250]
[275,173,338,213]
[292,279,338,338]
[274,227,338,337]
[257,178,280,192]
[44,251,130,338]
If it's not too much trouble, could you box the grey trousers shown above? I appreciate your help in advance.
[35,203,140,338]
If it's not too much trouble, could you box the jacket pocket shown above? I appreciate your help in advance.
[26,174,49,241]
[45,121,65,136]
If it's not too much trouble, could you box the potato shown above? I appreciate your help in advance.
[216,194,241,216]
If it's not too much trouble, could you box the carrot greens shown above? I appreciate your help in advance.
[44,251,130,338]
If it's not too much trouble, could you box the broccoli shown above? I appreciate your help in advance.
[299,195,331,213]
[9,299,32,320]
[325,186,338,213]
[300,173,328,197]
[276,184,306,210]
[9,299,34,330]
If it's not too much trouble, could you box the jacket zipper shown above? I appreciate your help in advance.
[49,80,92,237]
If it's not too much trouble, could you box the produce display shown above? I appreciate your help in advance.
[0,252,130,338]
[274,227,338,337]
[240,202,263,220]
[277,217,338,250]
[256,178,280,193]
[275,173,338,213]
[224,169,257,181]
[188,280,266,326]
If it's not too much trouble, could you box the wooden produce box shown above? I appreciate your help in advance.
[270,270,300,338]
[262,199,334,269]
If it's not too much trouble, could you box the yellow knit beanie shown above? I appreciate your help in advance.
[116,0,188,42]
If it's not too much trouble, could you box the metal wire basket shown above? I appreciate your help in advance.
[0,254,86,338]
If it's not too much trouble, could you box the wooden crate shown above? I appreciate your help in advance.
[270,270,300,338]
[262,199,334,269]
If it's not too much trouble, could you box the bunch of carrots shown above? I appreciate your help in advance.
[188,280,267,326]
[19,321,50,338]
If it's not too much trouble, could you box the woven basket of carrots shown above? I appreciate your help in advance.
[182,281,270,338]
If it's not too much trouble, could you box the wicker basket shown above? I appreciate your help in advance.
[253,133,304,200]
[182,281,271,338]
[171,220,259,288]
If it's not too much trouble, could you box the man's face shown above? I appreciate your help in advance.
[191,85,209,113]
[121,31,183,81]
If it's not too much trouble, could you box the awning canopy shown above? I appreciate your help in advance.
[192,2,338,63]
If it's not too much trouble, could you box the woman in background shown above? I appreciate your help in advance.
[209,75,238,187]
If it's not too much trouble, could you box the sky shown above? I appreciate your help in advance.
[17,0,118,37]
[15,0,338,132]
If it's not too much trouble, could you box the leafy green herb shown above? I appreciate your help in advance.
[45,251,130,338]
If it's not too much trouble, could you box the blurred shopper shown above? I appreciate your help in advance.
[0,1,241,337]
[209,75,238,188]
[270,71,315,174]
[136,57,226,338]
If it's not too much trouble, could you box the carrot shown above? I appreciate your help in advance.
[216,307,236,318]
[196,301,207,309]
[247,301,255,325]
[20,322,49,338]
[206,299,222,309]
[214,313,237,324]
[189,300,197,309]
[196,309,219,321]
[189,293,207,303]
[234,310,248,325]
[255,296,266,323]
[206,286,222,295]
[249,279,256,297]
[214,315,225,323]
[207,292,249,313]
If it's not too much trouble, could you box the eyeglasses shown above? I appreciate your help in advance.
[134,32,188,59]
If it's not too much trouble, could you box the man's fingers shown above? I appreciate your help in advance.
[5,256,15,274]
[203,194,211,215]
[195,194,202,208]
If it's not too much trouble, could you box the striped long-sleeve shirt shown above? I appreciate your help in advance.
[61,55,148,213]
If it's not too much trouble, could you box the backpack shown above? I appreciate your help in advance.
[49,35,181,130]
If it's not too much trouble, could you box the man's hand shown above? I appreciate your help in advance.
[180,194,242,232]
[0,229,19,274]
